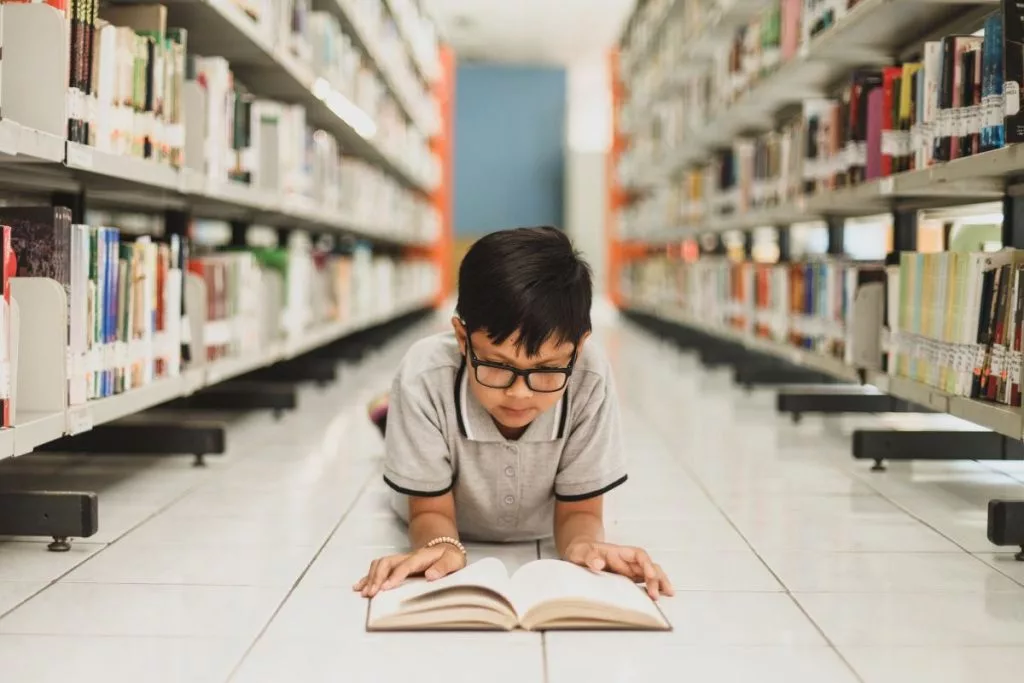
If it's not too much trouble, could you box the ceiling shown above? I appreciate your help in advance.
[422,0,637,65]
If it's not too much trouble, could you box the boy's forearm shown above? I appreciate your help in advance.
[554,510,604,557]
[408,511,459,549]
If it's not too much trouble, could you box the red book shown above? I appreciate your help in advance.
[880,66,902,177]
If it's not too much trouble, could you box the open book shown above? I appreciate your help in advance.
[366,557,671,631]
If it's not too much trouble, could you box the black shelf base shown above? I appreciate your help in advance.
[249,357,337,386]
[0,491,98,551]
[163,381,298,420]
[988,500,1024,561]
[853,429,1024,472]
[35,420,227,468]
[777,386,922,423]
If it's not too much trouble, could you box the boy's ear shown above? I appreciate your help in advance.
[452,317,467,354]
[576,331,591,353]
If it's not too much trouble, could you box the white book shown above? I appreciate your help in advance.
[367,557,671,632]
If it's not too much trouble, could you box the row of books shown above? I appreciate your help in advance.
[622,254,880,365]
[0,206,187,423]
[342,0,439,130]
[623,246,1024,409]
[800,18,1007,191]
[621,13,1013,235]
[0,203,438,427]
[620,1,1024,200]
[211,0,438,133]
[621,0,799,135]
[890,249,1024,406]
[189,57,437,237]
[0,1,439,193]
[190,241,437,362]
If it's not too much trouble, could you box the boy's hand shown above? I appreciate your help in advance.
[564,540,674,600]
[353,545,467,598]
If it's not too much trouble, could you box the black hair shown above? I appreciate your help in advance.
[456,226,592,357]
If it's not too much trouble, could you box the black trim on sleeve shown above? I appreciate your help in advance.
[554,474,628,502]
[382,475,454,497]
[556,386,570,439]
[454,359,467,437]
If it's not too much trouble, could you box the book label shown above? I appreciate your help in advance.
[67,145,94,170]
[68,406,93,436]
[1005,82,1021,116]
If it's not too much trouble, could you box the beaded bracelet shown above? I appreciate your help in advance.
[425,536,466,556]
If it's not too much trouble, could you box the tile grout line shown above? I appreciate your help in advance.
[0,377,358,624]
[645,338,1024,589]
[222,464,379,683]
[634,343,868,683]
[214,323,434,681]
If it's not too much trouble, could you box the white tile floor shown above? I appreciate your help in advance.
[2,309,1024,682]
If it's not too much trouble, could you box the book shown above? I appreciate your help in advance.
[365,557,671,632]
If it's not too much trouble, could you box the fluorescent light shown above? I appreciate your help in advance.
[313,78,378,139]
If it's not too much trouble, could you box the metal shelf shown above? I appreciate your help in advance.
[633,0,993,186]
[644,302,862,382]
[630,143,1022,241]
[0,119,426,246]
[154,0,434,192]
[1,298,434,461]
[629,301,1024,440]
[383,0,438,86]
[330,0,437,137]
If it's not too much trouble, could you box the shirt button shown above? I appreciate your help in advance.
[504,495,515,505]
[505,466,515,477]
[506,445,518,454]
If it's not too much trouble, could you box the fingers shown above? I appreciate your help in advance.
[425,547,464,580]
[381,551,431,591]
[355,558,379,596]
[603,550,633,578]
[634,549,660,599]
[564,542,605,572]
[584,546,605,572]
[363,557,394,597]
[608,547,671,600]
[656,563,674,597]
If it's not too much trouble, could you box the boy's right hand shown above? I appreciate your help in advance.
[353,544,467,597]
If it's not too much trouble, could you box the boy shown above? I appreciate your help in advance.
[354,227,673,600]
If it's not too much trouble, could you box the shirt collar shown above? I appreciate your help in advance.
[454,359,569,443]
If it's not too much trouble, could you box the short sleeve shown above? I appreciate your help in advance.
[554,371,628,501]
[382,368,454,497]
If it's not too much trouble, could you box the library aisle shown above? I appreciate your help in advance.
[0,307,1021,682]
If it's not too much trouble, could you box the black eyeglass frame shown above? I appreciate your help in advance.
[465,336,578,393]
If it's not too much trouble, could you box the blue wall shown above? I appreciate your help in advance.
[453,64,567,237]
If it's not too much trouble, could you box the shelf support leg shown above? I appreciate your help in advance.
[776,226,791,263]
[891,208,918,254]
[826,217,845,256]
[52,190,86,224]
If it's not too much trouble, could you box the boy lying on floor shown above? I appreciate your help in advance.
[355,226,673,600]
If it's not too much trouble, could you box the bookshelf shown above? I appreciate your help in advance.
[611,0,1024,553]
[0,0,453,547]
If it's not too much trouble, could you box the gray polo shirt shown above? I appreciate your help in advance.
[382,331,627,542]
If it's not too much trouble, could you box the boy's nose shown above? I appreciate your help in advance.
[506,375,533,397]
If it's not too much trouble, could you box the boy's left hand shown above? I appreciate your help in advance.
[564,540,674,600]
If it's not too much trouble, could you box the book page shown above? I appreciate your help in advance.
[367,557,513,624]
[508,559,666,626]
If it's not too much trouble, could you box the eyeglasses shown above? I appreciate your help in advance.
[467,338,576,393]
